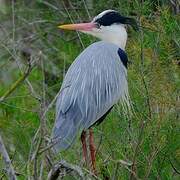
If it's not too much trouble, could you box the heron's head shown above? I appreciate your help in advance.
[59,10,138,50]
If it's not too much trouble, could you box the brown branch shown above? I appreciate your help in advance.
[110,158,137,180]
[144,145,161,179]
[0,134,17,180]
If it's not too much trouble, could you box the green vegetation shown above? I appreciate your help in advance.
[0,0,179,179]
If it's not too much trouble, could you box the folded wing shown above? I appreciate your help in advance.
[52,41,128,152]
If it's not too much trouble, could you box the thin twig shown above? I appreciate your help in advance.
[27,127,40,180]
[11,0,15,42]
[0,61,35,103]
[169,158,180,175]
[82,0,92,19]
[62,1,85,49]
[40,1,66,16]
[139,18,152,119]
[38,52,48,179]
[144,145,161,179]
[0,134,17,180]
[130,120,146,180]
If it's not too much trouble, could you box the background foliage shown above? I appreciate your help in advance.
[0,0,179,179]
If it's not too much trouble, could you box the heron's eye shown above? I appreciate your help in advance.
[95,23,101,29]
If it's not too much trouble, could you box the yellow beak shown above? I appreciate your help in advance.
[58,22,96,31]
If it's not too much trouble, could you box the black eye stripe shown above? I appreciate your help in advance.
[95,11,128,26]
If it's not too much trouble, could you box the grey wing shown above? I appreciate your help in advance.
[52,41,128,152]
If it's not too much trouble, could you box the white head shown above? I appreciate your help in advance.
[59,10,138,50]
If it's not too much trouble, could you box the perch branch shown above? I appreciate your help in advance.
[48,160,84,180]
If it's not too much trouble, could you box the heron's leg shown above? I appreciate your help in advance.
[81,130,88,166]
[89,128,97,174]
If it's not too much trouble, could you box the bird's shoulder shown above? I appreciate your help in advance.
[75,41,128,69]
[69,41,121,68]
[88,40,119,48]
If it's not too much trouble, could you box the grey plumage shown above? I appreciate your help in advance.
[52,41,129,152]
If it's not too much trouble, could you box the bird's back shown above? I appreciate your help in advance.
[52,41,128,152]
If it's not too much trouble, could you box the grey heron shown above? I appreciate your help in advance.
[52,9,138,172]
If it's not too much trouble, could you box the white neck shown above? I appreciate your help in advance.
[101,25,127,50]
[86,24,128,50]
